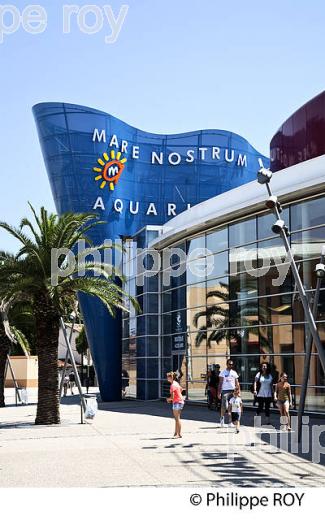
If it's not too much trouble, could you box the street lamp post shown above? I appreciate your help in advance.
[60,317,87,415]
[297,246,325,441]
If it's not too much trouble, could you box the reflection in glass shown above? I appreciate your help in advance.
[259,325,293,356]
[296,259,319,291]
[258,208,289,240]
[259,293,292,325]
[186,282,206,308]
[206,251,228,279]
[206,227,228,254]
[258,237,286,267]
[207,277,229,301]
[291,196,325,231]
[230,272,258,300]
[123,192,325,409]
[229,217,256,247]
[291,227,325,261]
[187,258,207,285]
[187,235,205,255]
[258,266,292,297]
[229,299,259,329]
[229,244,258,274]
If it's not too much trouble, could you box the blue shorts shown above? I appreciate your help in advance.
[172,402,184,411]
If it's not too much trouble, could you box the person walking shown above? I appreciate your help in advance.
[166,371,185,439]
[68,371,75,394]
[84,375,90,394]
[274,372,292,431]
[253,362,274,424]
[63,374,70,396]
[217,359,240,427]
[229,387,243,433]
[206,366,218,410]
[122,369,129,398]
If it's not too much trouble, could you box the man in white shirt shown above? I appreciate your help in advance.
[217,359,240,427]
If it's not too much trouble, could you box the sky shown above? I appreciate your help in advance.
[0,0,325,252]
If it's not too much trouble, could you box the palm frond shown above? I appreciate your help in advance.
[10,326,31,356]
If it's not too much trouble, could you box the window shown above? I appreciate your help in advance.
[291,196,325,231]
[206,227,228,253]
[229,217,256,247]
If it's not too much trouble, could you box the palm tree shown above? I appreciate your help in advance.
[0,205,134,424]
[0,257,34,407]
[193,281,269,351]
[75,326,88,357]
[0,308,12,407]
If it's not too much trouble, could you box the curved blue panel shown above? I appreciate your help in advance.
[33,102,269,401]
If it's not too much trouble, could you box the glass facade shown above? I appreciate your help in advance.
[123,194,325,412]
[122,227,161,399]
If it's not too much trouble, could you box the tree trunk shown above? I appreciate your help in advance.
[34,295,60,425]
[0,323,11,407]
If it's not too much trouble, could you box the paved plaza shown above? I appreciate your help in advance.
[1,389,325,487]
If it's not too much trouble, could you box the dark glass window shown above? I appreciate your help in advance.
[229,272,258,300]
[259,293,292,325]
[164,242,186,266]
[258,265,292,297]
[295,258,319,291]
[162,336,172,357]
[144,273,159,292]
[229,299,258,328]
[162,291,172,313]
[143,293,159,314]
[146,359,159,378]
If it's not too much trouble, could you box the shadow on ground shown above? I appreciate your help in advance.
[99,400,325,468]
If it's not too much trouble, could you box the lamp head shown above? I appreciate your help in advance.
[257,167,273,185]
[315,263,325,279]
[265,195,282,212]
[272,219,289,235]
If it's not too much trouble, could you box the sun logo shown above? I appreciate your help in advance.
[93,149,127,191]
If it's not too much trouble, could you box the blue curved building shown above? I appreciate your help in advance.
[33,102,268,401]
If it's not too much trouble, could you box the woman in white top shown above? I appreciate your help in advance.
[253,362,274,424]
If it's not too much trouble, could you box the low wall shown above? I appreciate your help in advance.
[5,356,38,388]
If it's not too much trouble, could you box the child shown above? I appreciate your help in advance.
[166,371,185,439]
[274,372,292,431]
[229,388,243,433]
